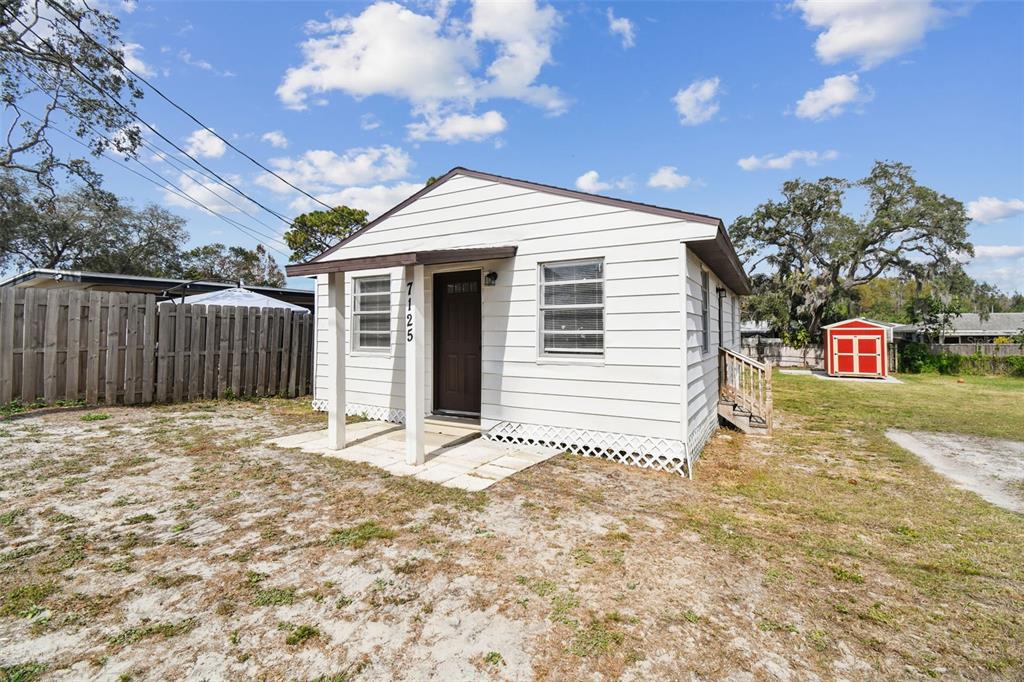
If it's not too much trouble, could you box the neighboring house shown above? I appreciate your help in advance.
[894,312,1024,343]
[0,268,314,311]
[285,167,753,476]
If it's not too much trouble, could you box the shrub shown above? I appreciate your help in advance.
[898,343,1024,376]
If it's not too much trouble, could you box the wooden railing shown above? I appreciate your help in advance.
[719,347,773,433]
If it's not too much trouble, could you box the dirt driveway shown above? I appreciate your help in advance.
[1,386,1022,680]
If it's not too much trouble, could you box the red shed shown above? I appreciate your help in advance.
[823,318,893,378]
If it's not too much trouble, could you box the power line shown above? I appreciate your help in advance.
[43,0,337,212]
[13,68,290,251]
[2,4,298,229]
[20,107,291,258]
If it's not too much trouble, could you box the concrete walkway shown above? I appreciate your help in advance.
[267,420,560,491]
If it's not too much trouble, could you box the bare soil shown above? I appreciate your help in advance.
[886,430,1024,513]
[1,389,1022,680]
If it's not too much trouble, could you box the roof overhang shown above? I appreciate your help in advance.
[685,227,752,296]
[285,246,517,277]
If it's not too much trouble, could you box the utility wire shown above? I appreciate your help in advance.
[2,4,298,228]
[14,68,289,250]
[43,0,337,212]
[21,107,291,258]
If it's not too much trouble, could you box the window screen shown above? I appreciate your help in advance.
[701,270,710,353]
[353,276,390,351]
[539,259,604,356]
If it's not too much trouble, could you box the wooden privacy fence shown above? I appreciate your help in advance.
[0,289,313,406]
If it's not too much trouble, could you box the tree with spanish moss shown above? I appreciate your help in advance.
[730,161,972,342]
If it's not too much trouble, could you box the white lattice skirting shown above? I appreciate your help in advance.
[687,414,719,466]
[345,403,406,424]
[485,422,695,476]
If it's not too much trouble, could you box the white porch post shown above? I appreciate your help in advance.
[404,264,425,465]
[327,271,346,450]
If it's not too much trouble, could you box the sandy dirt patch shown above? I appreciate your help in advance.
[1,397,1022,680]
[886,429,1024,513]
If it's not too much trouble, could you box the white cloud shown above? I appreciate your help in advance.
[647,166,691,190]
[360,114,381,131]
[277,0,566,140]
[607,8,635,49]
[672,77,721,126]
[255,145,412,195]
[179,49,235,77]
[737,149,839,171]
[792,0,949,70]
[967,197,1024,224]
[184,129,227,159]
[795,73,869,120]
[261,131,289,149]
[162,171,242,214]
[122,43,156,78]
[973,245,1024,260]
[407,110,507,142]
[575,170,610,193]
[573,170,632,193]
[289,182,423,219]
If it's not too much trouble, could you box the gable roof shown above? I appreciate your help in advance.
[289,166,750,294]
[894,312,1024,335]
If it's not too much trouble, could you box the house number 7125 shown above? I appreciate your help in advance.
[405,281,414,342]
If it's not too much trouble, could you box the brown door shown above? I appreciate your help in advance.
[433,270,481,415]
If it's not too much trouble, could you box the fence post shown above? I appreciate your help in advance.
[142,295,156,404]
[105,292,122,405]
[0,289,14,404]
[21,288,38,403]
[231,307,244,397]
[188,305,202,400]
[66,291,83,402]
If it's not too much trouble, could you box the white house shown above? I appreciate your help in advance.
[286,168,758,477]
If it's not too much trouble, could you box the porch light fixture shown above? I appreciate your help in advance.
[484,271,498,286]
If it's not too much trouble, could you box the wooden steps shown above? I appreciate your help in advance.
[718,400,769,434]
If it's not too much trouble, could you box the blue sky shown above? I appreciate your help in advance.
[77,1,1024,291]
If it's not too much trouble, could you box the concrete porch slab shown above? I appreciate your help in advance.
[266,421,561,490]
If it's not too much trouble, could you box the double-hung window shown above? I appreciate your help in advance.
[700,270,710,353]
[539,258,604,356]
[352,275,391,351]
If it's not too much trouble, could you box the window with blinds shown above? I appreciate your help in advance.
[352,275,391,351]
[539,258,604,356]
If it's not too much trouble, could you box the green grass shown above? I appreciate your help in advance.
[775,372,1024,441]
[696,371,1024,674]
[107,618,199,647]
[0,661,47,682]
[1,583,57,618]
[328,521,395,549]
[252,587,296,607]
[284,623,320,646]
[80,413,110,422]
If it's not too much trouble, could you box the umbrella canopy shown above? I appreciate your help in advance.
[178,287,309,313]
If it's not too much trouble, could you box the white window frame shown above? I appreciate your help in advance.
[700,270,710,354]
[351,274,392,353]
[537,257,605,358]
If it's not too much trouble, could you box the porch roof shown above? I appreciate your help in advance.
[285,245,517,276]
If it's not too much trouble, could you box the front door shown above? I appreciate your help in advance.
[433,270,481,415]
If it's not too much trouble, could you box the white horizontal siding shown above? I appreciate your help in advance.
[313,173,742,459]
